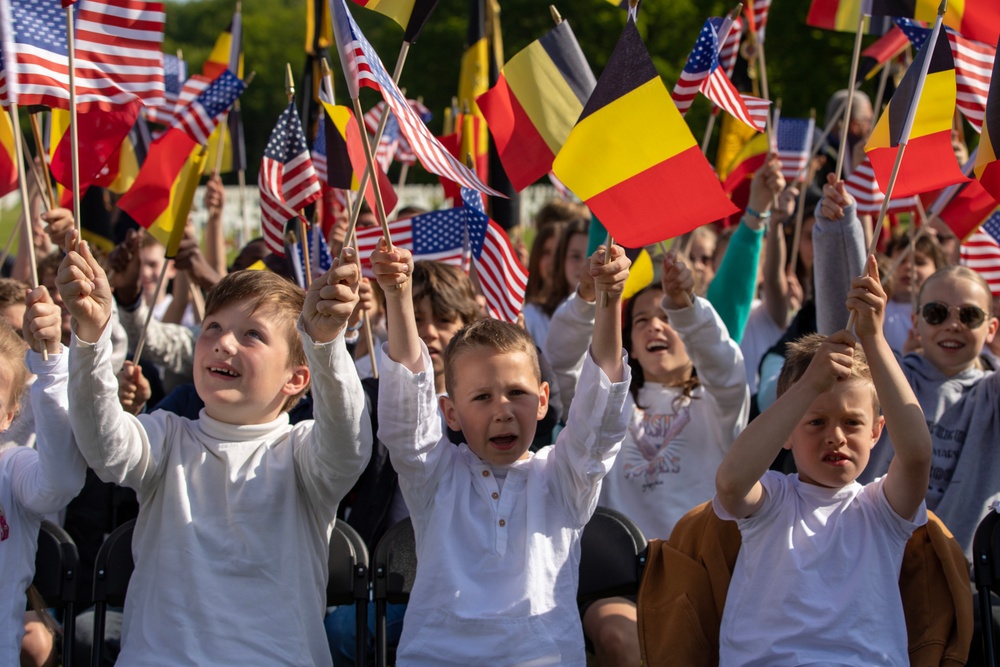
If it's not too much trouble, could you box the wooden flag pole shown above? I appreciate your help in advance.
[835,11,868,181]
[65,4,82,241]
[873,48,893,118]
[131,258,171,363]
[27,114,57,211]
[11,105,46,359]
[847,1,948,333]
[238,168,250,246]
[352,95,393,251]
[789,108,818,277]
[16,127,53,215]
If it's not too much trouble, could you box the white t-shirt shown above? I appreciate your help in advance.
[714,472,925,667]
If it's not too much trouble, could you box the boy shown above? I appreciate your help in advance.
[370,240,630,666]
[714,255,932,665]
[56,233,371,666]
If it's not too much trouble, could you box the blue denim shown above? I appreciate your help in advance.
[325,602,406,667]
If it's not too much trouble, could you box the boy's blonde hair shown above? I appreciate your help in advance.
[0,320,28,416]
[443,319,540,397]
[0,278,28,309]
[203,271,308,411]
[777,333,879,415]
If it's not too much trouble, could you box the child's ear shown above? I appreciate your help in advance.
[986,316,999,344]
[282,364,310,397]
[870,414,885,447]
[439,395,462,431]
[536,381,550,421]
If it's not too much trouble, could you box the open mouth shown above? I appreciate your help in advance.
[209,366,241,378]
[937,340,964,350]
[490,434,517,449]
[822,453,850,466]
[646,340,670,353]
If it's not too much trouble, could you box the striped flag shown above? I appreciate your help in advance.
[362,101,401,171]
[311,113,329,182]
[145,52,186,125]
[355,208,468,275]
[960,210,1000,296]
[0,0,165,110]
[844,156,919,215]
[775,116,815,180]
[258,103,322,257]
[290,222,334,289]
[895,18,995,133]
[745,0,771,41]
[169,70,245,146]
[329,0,500,196]
[461,186,526,322]
[719,15,742,78]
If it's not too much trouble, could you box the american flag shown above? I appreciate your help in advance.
[745,0,771,41]
[145,52,185,125]
[169,70,244,146]
[0,0,165,110]
[355,208,468,275]
[258,103,322,257]
[329,0,501,196]
[461,187,527,323]
[895,17,995,133]
[844,156,919,215]
[776,116,815,181]
[311,113,328,182]
[671,18,769,132]
[362,101,400,172]
[961,210,1000,296]
[290,221,334,289]
[719,15,742,78]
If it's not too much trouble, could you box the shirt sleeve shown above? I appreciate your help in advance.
[863,475,927,543]
[713,469,785,533]
[291,324,372,524]
[9,350,88,516]
[545,350,631,527]
[543,292,596,414]
[813,200,866,335]
[706,221,766,343]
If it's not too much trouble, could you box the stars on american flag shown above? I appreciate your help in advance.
[681,21,720,75]
[11,0,67,55]
[413,208,466,255]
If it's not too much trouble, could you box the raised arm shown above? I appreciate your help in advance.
[762,186,799,330]
[590,244,628,383]
[370,240,422,373]
[202,173,228,277]
[847,255,931,520]
[715,329,858,519]
[813,173,866,335]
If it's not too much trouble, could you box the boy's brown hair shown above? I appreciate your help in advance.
[885,229,949,273]
[203,271,308,411]
[0,278,28,309]
[777,333,879,415]
[411,261,482,327]
[0,319,28,416]
[443,319,541,397]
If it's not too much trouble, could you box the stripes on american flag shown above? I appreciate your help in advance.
[330,0,501,196]
[290,221,334,289]
[362,101,399,171]
[844,156,919,215]
[354,209,467,277]
[311,112,327,182]
[672,19,719,116]
[745,0,771,41]
[461,187,527,323]
[144,52,184,125]
[258,102,322,257]
[895,18,995,133]
[169,70,244,146]
[719,15,742,78]
[776,116,815,181]
[0,0,165,110]
[960,211,1000,296]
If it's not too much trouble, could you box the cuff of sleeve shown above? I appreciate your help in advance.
[568,290,597,320]
[71,318,113,348]
[25,347,68,374]
[377,340,433,386]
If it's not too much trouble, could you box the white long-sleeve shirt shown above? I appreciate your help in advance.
[0,351,85,665]
[378,342,630,667]
[68,321,371,667]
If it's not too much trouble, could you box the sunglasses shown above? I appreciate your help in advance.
[919,302,987,329]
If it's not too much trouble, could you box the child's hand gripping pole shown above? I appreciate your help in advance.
[661,251,694,310]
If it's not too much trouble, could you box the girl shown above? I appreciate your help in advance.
[521,221,566,347]
[0,287,85,666]
[541,218,590,329]
[882,229,949,355]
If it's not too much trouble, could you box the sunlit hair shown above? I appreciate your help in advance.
[443,318,540,398]
[543,218,590,317]
[524,221,567,306]
[534,199,588,230]
[411,261,482,327]
[0,278,28,309]
[203,271,308,411]
[777,333,879,415]
[0,319,28,417]
[917,265,995,316]
[885,229,949,273]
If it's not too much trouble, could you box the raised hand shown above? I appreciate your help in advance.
[302,247,361,343]
[369,240,413,295]
[846,255,886,340]
[819,172,855,222]
[589,244,631,302]
[55,230,113,343]
[23,286,62,355]
[798,329,856,395]
[661,251,695,310]
[117,360,151,415]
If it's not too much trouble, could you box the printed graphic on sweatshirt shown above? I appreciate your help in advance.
[0,503,8,541]
[623,405,692,491]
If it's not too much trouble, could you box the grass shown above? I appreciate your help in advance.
[0,201,23,257]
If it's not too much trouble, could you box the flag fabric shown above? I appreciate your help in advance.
[856,25,910,83]
[715,110,759,177]
[0,110,17,198]
[259,103,322,257]
[319,99,398,215]
[775,116,815,181]
[974,34,1000,202]
[116,130,205,256]
[330,0,500,196]
[168,70,245,146]
[456,0,489,182]
[0,0,165,110]
[745,0,771,41]
[93,111,150,194]
[201,13,242,80]
[871,0,1000,49]
[362,101,401,171]
[807,0,871,33]
[864,26,969,198]
[204,103,246,173]
[672,18,770,132]
[348,0,440,43]
[355,208,468,274]
[938,179,1000,240]
[895,18,995,133]
[477,20,596,192]
[395,99,431,165]
[145,52,186,125]
[843,156,920,215]
[719,15,742,78]
[201,10,243,173]
[553,15,738,248]
[290,221,335,289]
[49,101,141,194]
[461,186,527,323]
[961,210,1000,296]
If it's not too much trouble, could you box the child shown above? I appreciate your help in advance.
[882,230,949,355]
[1,287,86,665]
[371,240,631,666]
[56,234,371,666]
[714,256,931,665]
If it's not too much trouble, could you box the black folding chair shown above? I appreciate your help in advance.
[973,507,1000,666]
[371,518,416,667]
[578,506,648,604]
[328,520,370,667]
[33,520,81,667]
[90,519,135,667]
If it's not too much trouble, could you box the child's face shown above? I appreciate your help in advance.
[0,303,25,335]
[786,380,883,489]
[538,234,559,287]
[563,233,589,289]
[628,289,692,385]
[139,246,175,305]
[440,348,549,466]
[0,361,17,431]
[413,296,465,393]
[193,300,309,425]
[914,276,998,376]
[891,250,935,302]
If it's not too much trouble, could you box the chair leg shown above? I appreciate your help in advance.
[62,602,75,667]
[91,603,105,667]
[375,600,386,667]
[979,587,997,667]
[355,599,367,667]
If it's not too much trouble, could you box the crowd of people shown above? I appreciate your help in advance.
[1,86,999,666]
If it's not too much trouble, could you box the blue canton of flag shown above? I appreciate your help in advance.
[894,17,929,49]
[671,19,721,115]
[776,116,816,180]
[291,223,334,289]
[983,211,1000,243]
[163,54,185,95]
[412,208,467,256]
[311,114,328,183]
[460,187,489,259]
[961,210,1000,297]
[9,0,68,56]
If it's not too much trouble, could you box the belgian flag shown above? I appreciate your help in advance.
[552,16,736,248]
[203,10,244,174]
[0,110,17,198]
[870,0,1000,49]
[974,37,1000,203]
[864,26,968,198]
[319,100,398,214]
[349,0,440,43]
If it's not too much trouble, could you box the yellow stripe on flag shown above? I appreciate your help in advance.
[49,109,70,163]
[976,120,997,181]
[866,68,955,151]
[148,146,207,256]
[321,101,361,190]
[0,111,15,163]
[622,248,653,300]
[205,123,233,174]
[360,0,416,31]
[553,78,697,201]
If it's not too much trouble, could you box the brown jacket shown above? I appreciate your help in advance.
[637,502,972,666]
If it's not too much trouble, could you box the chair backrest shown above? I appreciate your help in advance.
[372,518,417,605]
[578,506,648,603]
[973,507,1000,595]
[328,520,369,606]
[33,519,80,608]
[92,518,135,608]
